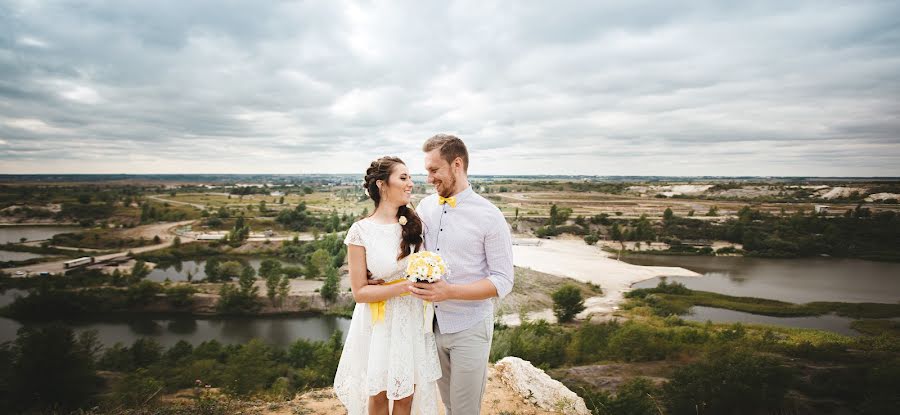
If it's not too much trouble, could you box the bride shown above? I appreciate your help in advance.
[334,156,441,415]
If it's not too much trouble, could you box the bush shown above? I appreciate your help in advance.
[551,284,585,323]
[663,349,793,414]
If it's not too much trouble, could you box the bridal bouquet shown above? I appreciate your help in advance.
[405,251,448,333]
[405,251,448,283]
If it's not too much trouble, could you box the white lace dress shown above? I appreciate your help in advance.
[334,219,442,415]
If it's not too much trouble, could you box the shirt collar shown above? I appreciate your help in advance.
[450,186,473,206]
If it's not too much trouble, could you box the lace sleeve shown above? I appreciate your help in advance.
[344,222,365,247]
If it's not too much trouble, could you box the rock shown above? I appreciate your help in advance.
[494,356,591,415]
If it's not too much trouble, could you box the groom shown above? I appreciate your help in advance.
[408,134,514,415]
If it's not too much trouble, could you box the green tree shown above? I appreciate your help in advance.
[663,350,793,414]
[260,259,283,306]
[222,339,274,396]
[172,235,181,248]
[217,261,244,281]
[130,260,151,282]
[663,207,674,221]
[277,275,290,306]
[204,257,221,281]
[307,249,331,279]
[706,205,719,217]
[551,285,585,323]
[8,325,99,411]
[320,266,339,303]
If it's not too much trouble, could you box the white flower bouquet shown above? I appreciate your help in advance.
[405,251,448,283]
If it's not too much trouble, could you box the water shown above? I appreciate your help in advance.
[0,288,27,307]
[146,258,302,282]
[0,314,350,348]
[0,225,80,244]
[0,250,46,261]
[628,255,900,304]
[626,255,900,335]
[684,306,868,337]
[0,287,350,347]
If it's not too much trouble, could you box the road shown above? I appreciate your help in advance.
[4,220,196,276]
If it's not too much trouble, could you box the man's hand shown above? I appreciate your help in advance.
[408,280,454,302]
[366,269,384,285]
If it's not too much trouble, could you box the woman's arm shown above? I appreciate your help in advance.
[348,244,410,303]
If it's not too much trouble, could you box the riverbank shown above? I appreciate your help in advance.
[508,238,700,322]
[626,281,900,319]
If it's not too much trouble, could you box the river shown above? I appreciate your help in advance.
[626,255,900,335]
[0,225,80,244]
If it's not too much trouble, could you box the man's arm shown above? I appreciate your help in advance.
[483,211,514,298]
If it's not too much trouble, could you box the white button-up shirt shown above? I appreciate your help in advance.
[416,186,514,334]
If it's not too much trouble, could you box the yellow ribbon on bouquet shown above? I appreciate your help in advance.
[369,279,410,324]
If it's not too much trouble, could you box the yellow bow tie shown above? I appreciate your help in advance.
[438,196,457,208]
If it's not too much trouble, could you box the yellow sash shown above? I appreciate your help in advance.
[369,279,410,324]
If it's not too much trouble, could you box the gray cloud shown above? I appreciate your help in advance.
[1,0,899,176]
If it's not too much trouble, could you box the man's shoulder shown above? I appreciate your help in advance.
[417,194,439,209]
[468,192,503,214]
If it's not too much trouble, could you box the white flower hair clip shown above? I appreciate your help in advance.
[398,215,408,225]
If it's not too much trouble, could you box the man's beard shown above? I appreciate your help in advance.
[437,175,456,198]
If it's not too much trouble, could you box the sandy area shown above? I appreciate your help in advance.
[507,238,699,323]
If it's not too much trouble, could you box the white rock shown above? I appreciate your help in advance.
[494,356,591,415]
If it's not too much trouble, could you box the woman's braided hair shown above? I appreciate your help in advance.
[364,156,423,260]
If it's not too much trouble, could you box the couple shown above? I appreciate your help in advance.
[333,135,514,415]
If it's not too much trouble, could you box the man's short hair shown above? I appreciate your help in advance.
[423,134,469,172]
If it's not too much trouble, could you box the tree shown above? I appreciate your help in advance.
[308,249,331,279]
[320,266,339,303]
[261,259,283,306]
[549,204,560,226]
[706,206,719,217]
[130,260,151,282]
[172,235,181,248]
[204,257,221,281]
[277,275,290,307]
[551,285,585,323]
[217,261,244,281]
[239,265,257,294]
[663,350,793,414]
[258,259,282,280]
[663,207,674,221]
[8,325,99,411]
[258,200,267,213]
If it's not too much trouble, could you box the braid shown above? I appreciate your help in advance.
[362,156,423,260]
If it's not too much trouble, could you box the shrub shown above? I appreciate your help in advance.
[663,350,793,414]
[551,285,586,323]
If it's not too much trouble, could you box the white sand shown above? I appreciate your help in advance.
[503,239,700,325]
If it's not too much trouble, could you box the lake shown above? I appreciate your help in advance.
[626,255,900,335]
[683,306,874,337]
[0,250,46,262]
[0,314,350,348]
[146,258,303,282]
[0,288,350,347]
[628,255,900,304]
[0,225,80,244]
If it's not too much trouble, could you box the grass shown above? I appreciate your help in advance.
[629,282,900,319]
[849,319,900,337]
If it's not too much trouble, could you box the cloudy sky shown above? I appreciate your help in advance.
[1,1,899,176]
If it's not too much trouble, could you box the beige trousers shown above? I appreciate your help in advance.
[434,315,494,415]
